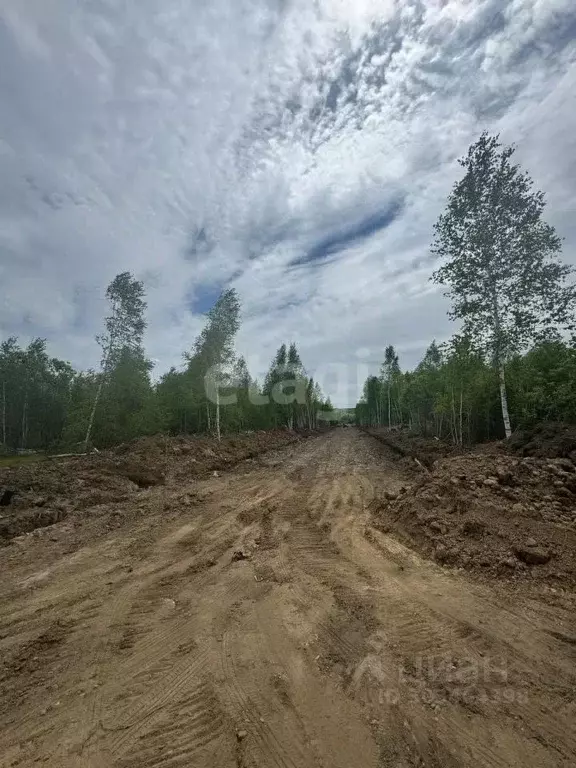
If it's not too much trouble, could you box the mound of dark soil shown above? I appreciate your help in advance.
[507,422,576,461]
[372,452,576,586]
[364,427,458,469]
[113,429,311,479]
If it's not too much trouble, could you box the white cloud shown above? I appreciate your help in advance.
[1,0,575,403]
[1,7,52,59]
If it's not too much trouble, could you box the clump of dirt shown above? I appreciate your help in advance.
[315,584,378,677]
[0,507,69,540]
[507,422,576,461]
[0,430,316,543]
[116,463,165,488]
[0,620,67,682]
[0,619,70,718]
[372,452,576,586]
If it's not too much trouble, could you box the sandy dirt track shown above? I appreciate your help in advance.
[1,428,575,768]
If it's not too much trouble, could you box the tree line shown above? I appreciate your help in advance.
[0,282,333,453]
[357,133,576,442]
[355,336,576,443]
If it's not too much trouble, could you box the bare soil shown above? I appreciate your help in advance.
[373,452,576,586]
[0,428,575,768]
[363,427,460,470]
[0,430,309,544]
[507,422,576,461]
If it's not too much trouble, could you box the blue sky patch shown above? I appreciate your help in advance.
[189,284,223,315]
[292,197,405,266]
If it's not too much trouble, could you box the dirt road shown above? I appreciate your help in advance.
[1,429,575,767]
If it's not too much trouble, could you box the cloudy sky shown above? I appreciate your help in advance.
[1,0,575,405]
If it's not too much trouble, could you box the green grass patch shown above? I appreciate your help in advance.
[0,454,47,468]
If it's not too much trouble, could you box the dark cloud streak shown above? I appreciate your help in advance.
[291,197,406,266]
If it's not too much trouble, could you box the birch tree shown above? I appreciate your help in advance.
[84,272,146,449]
[194,289,241,441]
[380,345,400,428]
[432,133,575,438]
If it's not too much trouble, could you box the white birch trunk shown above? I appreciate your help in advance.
[492,291,512,439]
[84,339,114,451]
[84,374,105,451]
[498,361,512,439]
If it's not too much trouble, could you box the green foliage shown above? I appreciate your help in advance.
[0,278,330,451]
[190,289,241,372]
[506,341,576,426]
[356,337,576,442]
[262,344,331,429]
[356,131,576,445]
[96,348,160,447]
[84,272,149,448]
[432,132,574,356]
[381,345,401,428]
[0,337,75,451]
[102,272,147,363]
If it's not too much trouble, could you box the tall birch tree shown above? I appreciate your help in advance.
[84,272,147,449]
[194,289,241,441]
[431,133,575,438]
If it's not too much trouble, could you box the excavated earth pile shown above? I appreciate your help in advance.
[372,451,576,586]
[0,430,313,544]
[507,422,576,460]
[363,427,459,469]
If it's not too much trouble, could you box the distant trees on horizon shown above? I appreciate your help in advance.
[0,279,333,453]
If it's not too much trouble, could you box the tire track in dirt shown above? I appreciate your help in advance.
[75,471,300,766]
[57,519,220,763]
[78,551,233,763]
[251,590,381,768]
[72,585,137,768]
[106,648,212,760]
[115,680,226,768]
[0,574,137,766]
[339,520,576,760]
[218,631,309,768]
